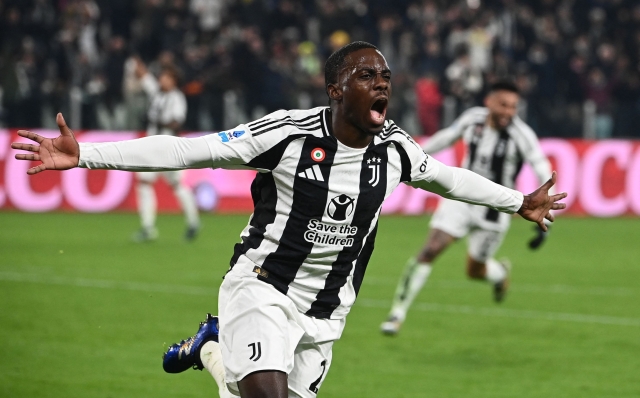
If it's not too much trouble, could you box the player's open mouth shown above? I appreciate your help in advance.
[370,98,388,125]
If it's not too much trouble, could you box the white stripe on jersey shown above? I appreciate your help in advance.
[289,141,368,316]
[244,139,305,266]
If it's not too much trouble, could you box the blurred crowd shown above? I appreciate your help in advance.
[1,0,639,138]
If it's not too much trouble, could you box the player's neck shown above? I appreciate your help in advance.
[330,109,374,149]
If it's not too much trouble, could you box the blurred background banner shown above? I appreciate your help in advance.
[2,129,639,216]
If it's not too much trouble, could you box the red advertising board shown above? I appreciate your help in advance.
[2,129,639,216]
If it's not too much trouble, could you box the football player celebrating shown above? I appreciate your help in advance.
[12,42,565,398]
[381,80,554,336]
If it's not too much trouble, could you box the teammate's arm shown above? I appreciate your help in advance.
[421,107,482,154]
[136,58,159,97]
[421,126,462,154]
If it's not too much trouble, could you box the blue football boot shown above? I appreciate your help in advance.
[163,313,219,373]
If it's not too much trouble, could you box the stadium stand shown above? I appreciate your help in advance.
[0,0,639,138]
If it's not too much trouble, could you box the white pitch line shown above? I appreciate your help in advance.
[2,271,639,327]
[357,298,640,327]
[0,271,216,296]
[363,276,638,297]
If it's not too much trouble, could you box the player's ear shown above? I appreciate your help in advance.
[327,83,343,102]
[483,94,492,108]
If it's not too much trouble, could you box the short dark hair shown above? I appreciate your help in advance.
[160,65,182,85]
[324,41,379,89]
[488,79,519,95]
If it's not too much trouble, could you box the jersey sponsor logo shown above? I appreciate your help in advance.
[367,157,381,187]
[217,130,245,143]
[327,194,355,221]
[298,164,324,181]
[311,148,325,162]
[304,218,358,247]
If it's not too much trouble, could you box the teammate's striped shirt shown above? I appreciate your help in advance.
[424,107,551,189]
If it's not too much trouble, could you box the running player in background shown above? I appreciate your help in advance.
[381,80,553,336]
[12,43,565,398]
[133,58,200,242]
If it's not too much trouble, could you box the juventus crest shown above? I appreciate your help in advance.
[367,156,381,187]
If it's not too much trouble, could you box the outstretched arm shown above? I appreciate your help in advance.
[516,171,565,231]
[11,113,214,173]
[12,109,309,174]
[410,160,566,231]
[11,113,80,174]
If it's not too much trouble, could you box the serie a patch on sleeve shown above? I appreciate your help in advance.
[217,130,246,142]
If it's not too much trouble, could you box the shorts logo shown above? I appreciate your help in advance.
[217,130,245,143]
[327,194,355,221]
[248,342,262,361]
[311,148,325,162]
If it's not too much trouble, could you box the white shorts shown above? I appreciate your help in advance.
[136,170,184,186]
[430,199,510,262]
[218,262,346,397]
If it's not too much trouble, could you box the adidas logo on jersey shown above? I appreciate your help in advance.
[298,164,324,181]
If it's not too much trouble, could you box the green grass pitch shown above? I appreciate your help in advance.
[1,212,639,397]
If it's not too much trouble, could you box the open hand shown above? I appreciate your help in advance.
[517,171,567,231]
[11,113,80,174]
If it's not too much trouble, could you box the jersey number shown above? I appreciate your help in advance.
[308,360,327,394]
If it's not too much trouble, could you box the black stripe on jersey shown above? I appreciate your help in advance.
[306,144,388,319]
[320,108,331,137]
[252,117,320,133]
[248,111,321,130]
[245,135,303,171]
[485,129,511,222]
[490,130,511,185]
[378,124,423,152]
[393,142,412,183]
[251,113,323,136]
[512,148,525,184]
[230,136,306,265]
[352,222,377,296]
[467,123,484,169]
[259,136,338,295]
[253,121,322,137]
[229,172,279,268]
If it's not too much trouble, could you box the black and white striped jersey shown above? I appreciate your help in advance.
[78,106,524,320]
[209,107,439,319]
[424,107,551,190]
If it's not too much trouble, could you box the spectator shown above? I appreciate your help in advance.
[0,0,638,138]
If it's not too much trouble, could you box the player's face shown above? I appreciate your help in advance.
[159,73,176,92]
[485,90,519,130]
[336,48,392,134]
